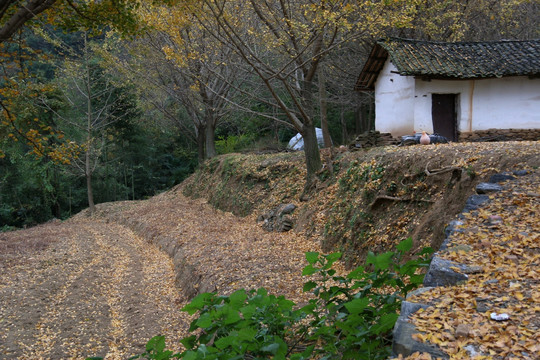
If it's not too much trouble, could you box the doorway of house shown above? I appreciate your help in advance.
[432,94,458,141]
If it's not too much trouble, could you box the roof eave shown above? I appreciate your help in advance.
[354,43,388,92]
[411,72,540,80]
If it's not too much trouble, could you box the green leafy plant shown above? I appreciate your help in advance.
[466,165,477,179]
[300,237,431,359]
[127,336,176,360]
[87,238,431,360]
[178,288,307,359]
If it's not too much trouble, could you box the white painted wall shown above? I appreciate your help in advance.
[374,59,540,137]
[414,77,540,133]
[374,61,415,136]
[471,77,540,130]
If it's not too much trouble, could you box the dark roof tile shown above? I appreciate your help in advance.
[381,38,540,78]
[355,38,540,90]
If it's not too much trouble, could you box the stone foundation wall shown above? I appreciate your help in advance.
[459,128,540,142]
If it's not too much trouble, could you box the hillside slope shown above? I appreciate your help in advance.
[84,141,538,303]
[182,141,539,265]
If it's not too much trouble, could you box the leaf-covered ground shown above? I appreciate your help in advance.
[88,190,322,305]
[402,170,539,359]
[0,193,320,359]
[0,220,191,358]
[0,141,538,359]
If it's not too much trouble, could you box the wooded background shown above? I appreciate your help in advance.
[1,0,538,228]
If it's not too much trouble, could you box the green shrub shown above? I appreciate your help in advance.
[215,134,254,154]
[89,238,431,360]
[299,238,431,359]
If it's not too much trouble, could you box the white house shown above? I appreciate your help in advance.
[355,38,540,141]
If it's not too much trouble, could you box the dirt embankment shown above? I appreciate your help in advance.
[89,141,539,305]
[182,141,539,265]
[80,142,540,307]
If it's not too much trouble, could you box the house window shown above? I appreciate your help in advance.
[432,94,459,141]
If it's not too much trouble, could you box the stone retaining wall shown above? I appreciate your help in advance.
[392,170,534,358]
[459,128,540,142]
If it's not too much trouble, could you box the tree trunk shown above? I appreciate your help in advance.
[319,71,332,148]
[51,166,61,218]
[205,117,217,159]
[0,0,57,43]
[299,78,322,193]
[318,71,334,175]
[355,105,363,135]
[196,125,206,164]
[85,150,95,214]
[340,105,348,144]
[84,32,95,215]
[301,122,322,190]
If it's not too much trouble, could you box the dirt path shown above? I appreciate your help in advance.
[0,191,319,360]
[99,191,321,304]
[0,219,190,359]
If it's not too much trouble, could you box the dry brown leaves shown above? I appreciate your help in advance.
[406,171,539,359]
[93,189,321,306]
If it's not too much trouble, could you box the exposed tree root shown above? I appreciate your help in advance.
[370,195,435,209]
[402,160,463,185]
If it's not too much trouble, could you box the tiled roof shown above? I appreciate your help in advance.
[355,38,540,90]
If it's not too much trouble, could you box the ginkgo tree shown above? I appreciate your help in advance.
[0,0,193,161]
[0,0,180,43]
[183,0,423,192]
[395,0,540,41]
[113,4,248,163]
[0,33,82,161]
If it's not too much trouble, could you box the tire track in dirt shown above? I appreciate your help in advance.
[1,227,107,359]
[22,229,109,359]
[0,219,189,359]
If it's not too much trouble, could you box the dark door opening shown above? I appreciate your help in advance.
[432,94,458,141]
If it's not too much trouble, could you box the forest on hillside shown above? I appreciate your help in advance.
[1,0,539,228]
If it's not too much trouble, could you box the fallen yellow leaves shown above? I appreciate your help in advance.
[408,170,540,359]
[0,219,191,358]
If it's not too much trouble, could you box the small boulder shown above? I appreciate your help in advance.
[278,203,296,216]
[444,220,464,238]
[475,297,490,313]
[258,204,297,232]
[488,173,515,183]
[455,324,470,338]
[392,319,450,359]
[512,169,530,176]
[462,195,490,212]
[423,258,469,287]
[476,182,503,194]
[488,215,503,225]
[464,345,483,357]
